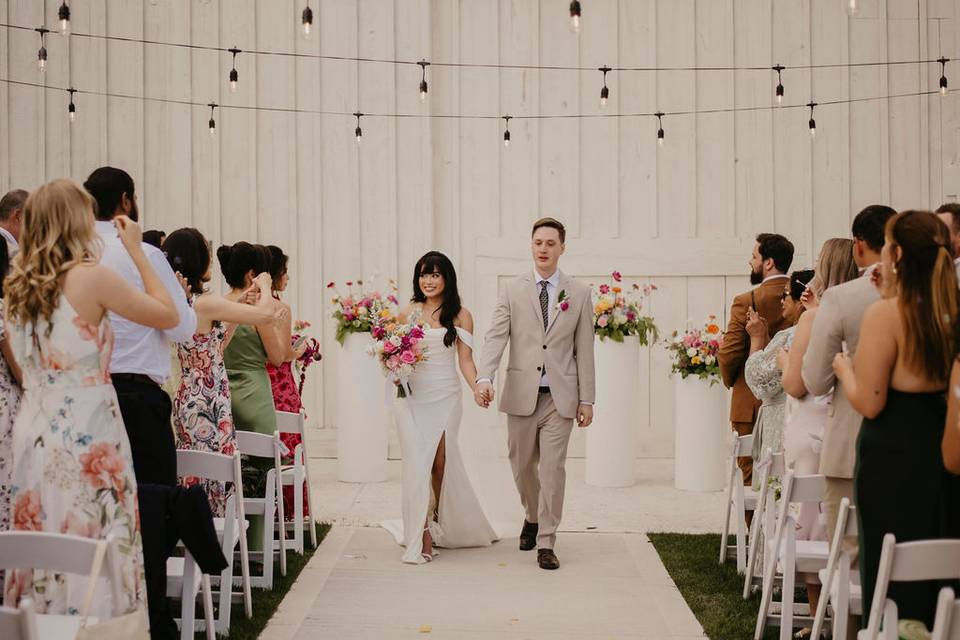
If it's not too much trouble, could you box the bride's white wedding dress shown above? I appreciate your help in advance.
[381,311,499,564]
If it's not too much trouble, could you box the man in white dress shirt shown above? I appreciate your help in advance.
[0,188,27,256]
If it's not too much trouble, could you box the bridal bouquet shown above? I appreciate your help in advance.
[292,320,323,397]
[591,271,659,344]
[665,316,724,384]
[368,321,428,398]
[328,279,400,345]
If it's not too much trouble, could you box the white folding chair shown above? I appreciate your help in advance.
[755,472,830,640]
[0,598,39,640]
[172,450,252,638]
[235,430,288,589]
[811,497,861,640]
[277,410,318,552]
[0,531,125,639]
[932,587,960,640]
[743,449,784,598]
[859,535,960,640]
[720,434,757,574]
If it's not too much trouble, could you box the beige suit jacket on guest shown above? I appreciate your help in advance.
[477,271,596,419]
[801,274,879,479]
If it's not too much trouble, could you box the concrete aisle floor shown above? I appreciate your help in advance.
[260,436,722,639]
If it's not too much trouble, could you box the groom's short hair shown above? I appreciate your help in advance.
[532,217,566,243]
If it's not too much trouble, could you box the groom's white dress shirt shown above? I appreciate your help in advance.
[95,220,196,384]
[535,270,560,387]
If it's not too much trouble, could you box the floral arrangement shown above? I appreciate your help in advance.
[665,316,724,384]
[292,320,323,397]
[368,321,428,398]
[591,271,659,344]
[327,279,399,345]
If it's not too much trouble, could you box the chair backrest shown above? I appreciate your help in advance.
[932,587,960,640]
[176,450,240,483]
[276,410,305,436]
[783,472,827,504]
[732,434,753,457]
[236,430,281,459]
[0,598,38,640]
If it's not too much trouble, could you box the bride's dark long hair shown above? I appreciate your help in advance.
[411,251,462,348]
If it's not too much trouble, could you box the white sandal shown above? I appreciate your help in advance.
[421,525,436,563]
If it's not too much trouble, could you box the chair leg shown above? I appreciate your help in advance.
[276,469,288,577]
[780,532,796,640]
[201,574,215,640]
[743,494,764,599]
[720,475,734,565]
[301,447,318,549]
[294,463,305,554]
[181,553,199,640]
[238,511,253,618]
[735,488,747,574]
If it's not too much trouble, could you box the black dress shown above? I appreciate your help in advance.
[854,388,960,629]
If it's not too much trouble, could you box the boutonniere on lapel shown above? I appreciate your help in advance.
[556,289,570,312]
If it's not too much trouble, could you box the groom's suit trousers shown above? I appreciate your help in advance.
[507,392,574,550]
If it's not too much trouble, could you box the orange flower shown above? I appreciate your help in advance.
[12,490,42,531]
[612,286,622,293]
[79,442,127,503]
[707,324,720,334]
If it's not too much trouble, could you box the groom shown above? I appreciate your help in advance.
[475,217,596,570]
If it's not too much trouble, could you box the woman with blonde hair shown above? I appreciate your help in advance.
[833,210,960,629]
[2,178,178,619]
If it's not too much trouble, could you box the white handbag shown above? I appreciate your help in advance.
[74,539,150,640]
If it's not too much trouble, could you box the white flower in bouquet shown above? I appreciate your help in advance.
[686,347,697,358]
[389,335,402,347]
[705,355,715,365]
[612,311,627,326]
[358,306,368,316]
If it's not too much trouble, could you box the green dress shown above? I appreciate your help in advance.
[224,324,277,550]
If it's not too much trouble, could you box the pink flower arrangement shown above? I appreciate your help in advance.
[665,315,724,383]
[591,271,659,344]
[329,279,400,345]
[368,321,428,398]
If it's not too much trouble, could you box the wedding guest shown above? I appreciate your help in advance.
[143,229,166,249]
[832,210,960,628]
[719,233,794,489]
[163,228,279,516]
[935,203,960,279]
[744,269,814,487]
[0,239,22,595]
[802,205,895,565]
[265,245,301,413]
[0,189,27,256]
[3,178,178,619]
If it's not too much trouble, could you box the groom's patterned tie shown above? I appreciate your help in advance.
[539,280,549,331]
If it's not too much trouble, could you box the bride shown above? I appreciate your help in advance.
[383,251,498,564]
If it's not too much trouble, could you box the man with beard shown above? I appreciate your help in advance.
[718,233,794,490]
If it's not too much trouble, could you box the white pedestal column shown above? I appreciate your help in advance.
[585,335,639,487]
[673,376,726,491]
[336,332,389,483]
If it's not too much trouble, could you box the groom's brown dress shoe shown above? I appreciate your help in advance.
[537,549,559,570]
[519,520,538,551]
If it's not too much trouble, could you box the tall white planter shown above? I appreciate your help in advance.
[673,375,726,491]
[585,335,639,487]
[336,332,389,483]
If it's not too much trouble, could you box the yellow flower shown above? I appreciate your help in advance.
[379,309,392,319]
[691,356,702,365]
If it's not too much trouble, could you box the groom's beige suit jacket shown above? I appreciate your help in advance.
[477,271,596,419]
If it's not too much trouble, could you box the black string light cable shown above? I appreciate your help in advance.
[939,56,950,96]
[599,66,611,107]
[502,115,512,147]
[301,2,313,39]
[654,111,665,147]
[354,111,363,144]
[418,59,430,102]
[35,26,49,73]
[807,100,817,138]
[57,1,70,35]
[67,87,76,122]
[207,102,217,136]
[229,46,241,93]
[569,1,582,34]
[773,64,785,105]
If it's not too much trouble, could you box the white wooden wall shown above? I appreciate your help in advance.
[2,0,959,459]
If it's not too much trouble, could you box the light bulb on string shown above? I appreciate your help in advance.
[418,59,430,102]
[35,27,49,73]
[655,112,665,147]
[302,2,313,38]
[599,66,611,107]
[67,87,76,123]
[807,101,817,138]
[229,47,241,93]
[569,1,582,34]
[354,111,363,144]
[847,0,859,17]
[207,102,217,137]
[58,1,70,35]
[773,64,785,105]
[502,115,512,148]
[939,57,950,96]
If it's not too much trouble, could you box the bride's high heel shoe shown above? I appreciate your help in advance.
[421,525,439,563]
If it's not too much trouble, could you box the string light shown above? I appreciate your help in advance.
[418,59,430,102]
[599,66,611,107]
[847,0,859,17]
[229,47,241,93]
[57,1,70,35]
[503,115,512,147]
[655,111,664,147]
[67,87,76,122]
[773,64,785,105]
[807,101,817,137]
[35,27,49,73]
[569,1,582,34]
[939,57,949,96]
[354,111,363,144]
[301,2,313,39]
[208,102,217,136]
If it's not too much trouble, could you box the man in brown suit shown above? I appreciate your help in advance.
[718,233,795,487]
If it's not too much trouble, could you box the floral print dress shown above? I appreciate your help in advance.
[744,326,795,490]
[4,296,146,617]
[0,301,23,594]
[173,319,236,516]
[267,359,309,520]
